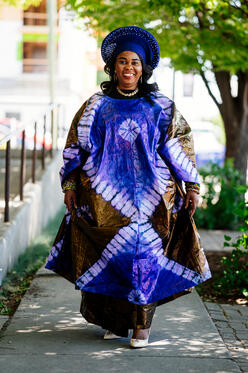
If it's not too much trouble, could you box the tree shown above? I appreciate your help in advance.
[0,0,42,9]
[66,0,248,182]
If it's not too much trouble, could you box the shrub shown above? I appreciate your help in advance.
[194,159,246,229]
[214,200,248,299]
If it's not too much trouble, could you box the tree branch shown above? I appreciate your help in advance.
[222,0,248,18]
[195,10,205,29]
[230,4,248,17]
[214,70,240,131]
[199,70,221,109]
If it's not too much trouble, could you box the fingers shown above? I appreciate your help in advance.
[72,194,78,209]
[185,191,199,217]
[64,194,72,212]
[64,191,77,212]
[184,193,190,210]
[190,201,196,218]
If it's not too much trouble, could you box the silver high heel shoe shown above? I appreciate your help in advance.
[103,330,122,339]
[130,329,150,348]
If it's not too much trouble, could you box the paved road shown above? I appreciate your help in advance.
[0,265,242,373]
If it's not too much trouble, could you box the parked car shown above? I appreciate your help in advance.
[17,127,52,150]
[0,118,51,150]
[190,121,225,168]
[0,118,12,149]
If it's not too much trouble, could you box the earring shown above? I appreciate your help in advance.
[139,75,143,84]
[114,72,118,84]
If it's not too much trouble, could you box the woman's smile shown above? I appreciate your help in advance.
[123,73,134,78]
[122,72,135,81]
[115,50,142,90]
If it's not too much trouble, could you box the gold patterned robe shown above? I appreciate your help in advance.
[45,92,211,336]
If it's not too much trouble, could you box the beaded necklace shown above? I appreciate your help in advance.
[116,86,139,97]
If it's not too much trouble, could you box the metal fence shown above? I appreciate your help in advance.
[0,104,62,223]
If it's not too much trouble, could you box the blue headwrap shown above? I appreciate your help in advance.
[101,26,160,69]
[114,40,148,64]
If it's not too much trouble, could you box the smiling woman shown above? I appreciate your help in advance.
[45,26,211,349]
[115,51,143,91]
[100,30,159,98]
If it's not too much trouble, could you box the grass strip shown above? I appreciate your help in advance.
[0,208,64,315]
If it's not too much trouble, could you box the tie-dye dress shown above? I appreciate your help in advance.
[45,91,211,336]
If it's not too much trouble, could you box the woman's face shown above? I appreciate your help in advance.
[115,51,143,90]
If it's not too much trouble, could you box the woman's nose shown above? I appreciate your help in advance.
[125,62,133,69]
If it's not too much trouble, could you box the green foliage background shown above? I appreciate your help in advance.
[0,0,42,10]
[65,0,248,75]
[214,201,248,300]
[195,159,247,230]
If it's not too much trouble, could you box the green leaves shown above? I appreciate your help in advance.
[1,0,42,10]
[194,159,247,230]
[224,235,232,241]
[65,0,248,74]
[213,195,248,300]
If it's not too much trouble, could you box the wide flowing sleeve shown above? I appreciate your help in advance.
[60,93,104,189]
[157,103,200,185]
[59,100,89,189]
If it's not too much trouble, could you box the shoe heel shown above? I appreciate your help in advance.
[130,337,149,348]
[103,330,122,340]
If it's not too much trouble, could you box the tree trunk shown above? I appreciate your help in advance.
[214,70,248,184]
[235,110,248,183]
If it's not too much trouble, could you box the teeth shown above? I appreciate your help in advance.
[123,74,134,77]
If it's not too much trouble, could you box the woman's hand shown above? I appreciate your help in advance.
[64,190,77,212]
[184,190,199,218]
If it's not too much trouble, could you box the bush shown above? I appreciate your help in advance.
[214,200,248,299]
[194,159,246,229]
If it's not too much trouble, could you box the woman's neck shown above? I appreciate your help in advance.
[117,85,138,91]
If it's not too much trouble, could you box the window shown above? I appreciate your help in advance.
[183,73,194,97]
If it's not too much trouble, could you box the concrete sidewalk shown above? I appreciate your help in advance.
[0,266,241,373]
[199,229,241,252]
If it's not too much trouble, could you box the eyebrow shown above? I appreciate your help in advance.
[117,56,141,61]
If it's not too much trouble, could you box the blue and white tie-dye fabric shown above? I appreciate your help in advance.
[45,91,211,305]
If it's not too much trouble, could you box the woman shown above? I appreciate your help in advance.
[45,26,211,348]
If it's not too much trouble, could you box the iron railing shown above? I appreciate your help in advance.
[0,104,61,223]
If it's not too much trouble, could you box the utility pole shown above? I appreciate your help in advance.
[172,68,176,101]
[47,0,57,150]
